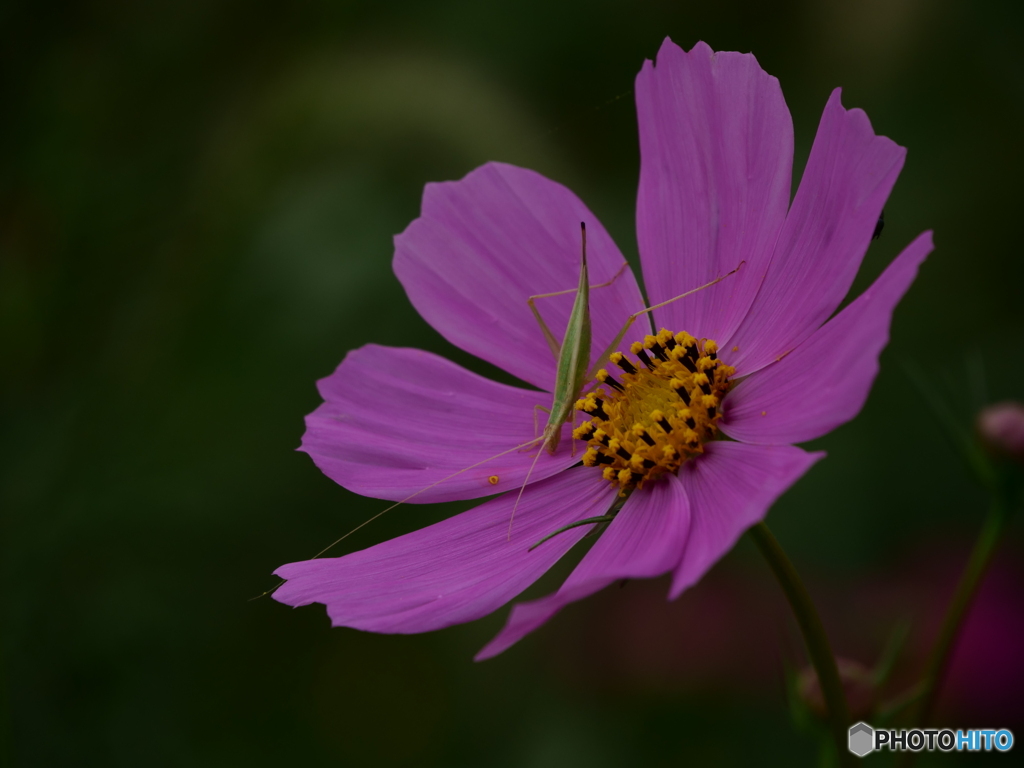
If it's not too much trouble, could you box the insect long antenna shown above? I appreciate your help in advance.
[251,435,544,600]
[507,441,545,541]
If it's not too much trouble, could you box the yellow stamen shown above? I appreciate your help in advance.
[574,327,733,494]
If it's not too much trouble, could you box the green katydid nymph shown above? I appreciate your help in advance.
[508,222,742,536]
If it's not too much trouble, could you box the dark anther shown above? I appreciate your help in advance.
[630,472,644,484]
[707,349,718,361]
[641,458,656,469]
[597,432,611,446]
[615,357,637,375]
[680,355,698,373]
[594,453,615,465]
[699,380,712,396]
[664,336,677,350]
[649,342,669,361]
[685,345,699,361]
[636,349,655,370]
[603,375,624,392]
[685,415,696,429]
[637,430,655,446]
[585,398,609,420]
[615,446,632,461]
[707,405,717,419]
[677,387,691,405]
[656,416,672,433]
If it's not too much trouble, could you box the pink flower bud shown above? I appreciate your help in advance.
[797,658,876,722]
[977,401,1024,463]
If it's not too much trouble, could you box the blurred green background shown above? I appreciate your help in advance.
[3,0,1024,765]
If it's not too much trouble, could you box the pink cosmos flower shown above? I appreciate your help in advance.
[273,39,933,660]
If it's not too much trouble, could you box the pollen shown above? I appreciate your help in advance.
[488,475,500,485]
[575,329,734,495]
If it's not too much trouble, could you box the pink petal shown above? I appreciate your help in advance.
[720,231,933,445]
[301,345,579,503]
[394,162,649,391]
[728,88,907,374]
[475,473,691,660]
[635,39,793,344]
[273,468,618,634]
[670,442,824,599]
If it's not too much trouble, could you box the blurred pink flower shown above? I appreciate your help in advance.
[273,39,931,659]
[943,558,1024,722]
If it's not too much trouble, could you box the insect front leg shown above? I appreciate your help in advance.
[526,260,630,361]
[532,404,551,438]
[588,262,745,380]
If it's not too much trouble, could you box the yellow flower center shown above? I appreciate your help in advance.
[573,328,734,494]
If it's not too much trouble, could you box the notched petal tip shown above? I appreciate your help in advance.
[651,38,760,71]
[824,86,907,157]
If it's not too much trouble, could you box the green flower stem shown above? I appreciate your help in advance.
[750,522,853,768]
[896,495,1008,768]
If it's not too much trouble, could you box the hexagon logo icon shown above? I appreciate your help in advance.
[849,722,875,757]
